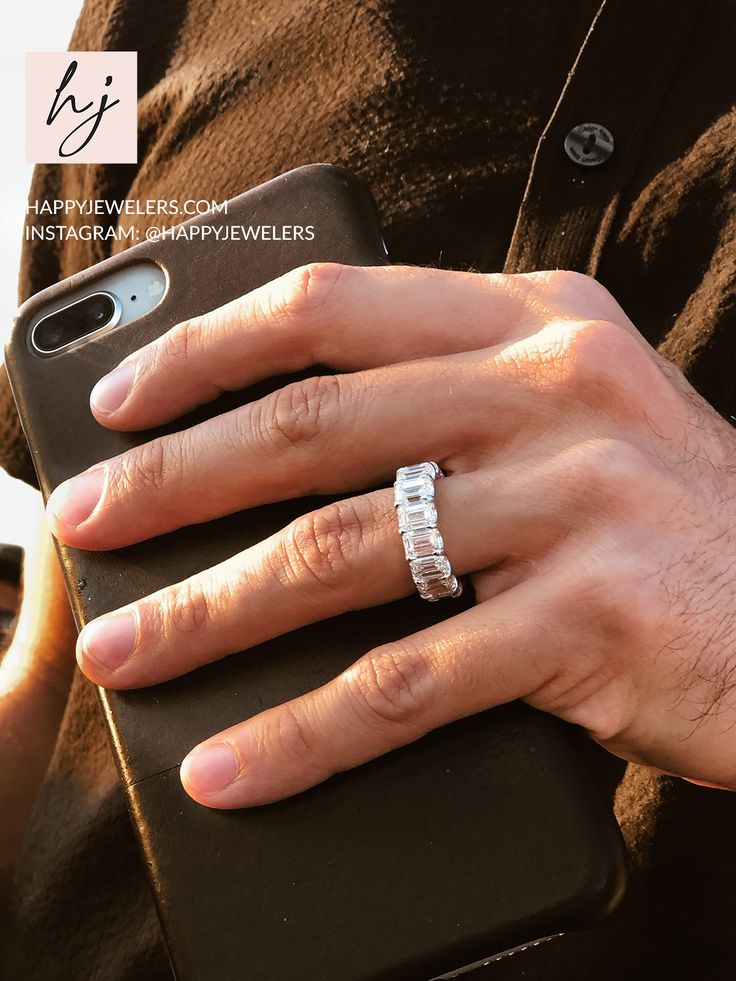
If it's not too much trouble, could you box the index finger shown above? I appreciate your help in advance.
[88,262,536,430]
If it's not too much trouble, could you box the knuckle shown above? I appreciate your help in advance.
[265,374,342,450]
[270,703,316,765]
[226,404,256,450]
[523,269,614,310]
[281,500,366,590]
[536,268,598,295]
[557,540,660,645]
[518,268,638,340]
[157,317,204,366]
[111,438,170,496]
[568,437,649,500]
[343,644,432,727]
[492,318,643,408]
[554,438,674,534]
[545,318,637,399]
[554,319,676,424]
[161,579,215,639]
[248,263,350,367]
[280,261,350,322]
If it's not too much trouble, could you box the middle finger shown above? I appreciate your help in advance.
[47,351,508,550]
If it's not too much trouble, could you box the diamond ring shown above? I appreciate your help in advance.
[393,462,463,602]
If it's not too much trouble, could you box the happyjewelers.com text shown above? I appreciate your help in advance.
[24,198,315,243]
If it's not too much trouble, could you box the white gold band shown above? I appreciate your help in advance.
[393,462,463,602]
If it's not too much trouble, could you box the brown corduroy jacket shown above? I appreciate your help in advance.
[2,1,736,978]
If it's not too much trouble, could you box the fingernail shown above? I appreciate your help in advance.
[78,610,137,672]
[90,362,136,413]
[180,743,241,795]
[47,469,106,529]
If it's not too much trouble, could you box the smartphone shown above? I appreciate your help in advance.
[5,164,626,981]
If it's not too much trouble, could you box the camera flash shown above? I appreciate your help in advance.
[146,280,164,297]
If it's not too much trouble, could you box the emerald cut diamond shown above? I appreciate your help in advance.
[402,527,444,561]
[393,460,462,602]
[398,500,438,534]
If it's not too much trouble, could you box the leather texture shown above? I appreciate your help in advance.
[5,165,626,980]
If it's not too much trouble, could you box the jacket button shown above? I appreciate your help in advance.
[564,123,614,166]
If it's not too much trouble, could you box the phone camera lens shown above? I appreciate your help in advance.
[44,325,64,346]
[32,292,117,355]
[89,301,107,322]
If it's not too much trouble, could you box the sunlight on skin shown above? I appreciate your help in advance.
[0,503,77,892]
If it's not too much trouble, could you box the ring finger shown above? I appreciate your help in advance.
[74,462,579,690]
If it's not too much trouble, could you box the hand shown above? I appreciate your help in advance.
[46,263,736,807]
[1,504,77,886]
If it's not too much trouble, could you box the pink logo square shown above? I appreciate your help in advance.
[26,51,137,164]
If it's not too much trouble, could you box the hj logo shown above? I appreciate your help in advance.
[26,52,137,164]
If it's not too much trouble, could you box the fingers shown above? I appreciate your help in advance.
[88,263,538,430]
[73,462,582,689]
[72,480,475,688]
[47,353,503,550]
[178,580,560,808]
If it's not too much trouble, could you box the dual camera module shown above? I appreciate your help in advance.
[31,292,121,355]
[29,264,167,356]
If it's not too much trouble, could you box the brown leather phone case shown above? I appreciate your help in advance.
[5,164,626,980]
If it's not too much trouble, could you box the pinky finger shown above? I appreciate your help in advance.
[179,578,562,809]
